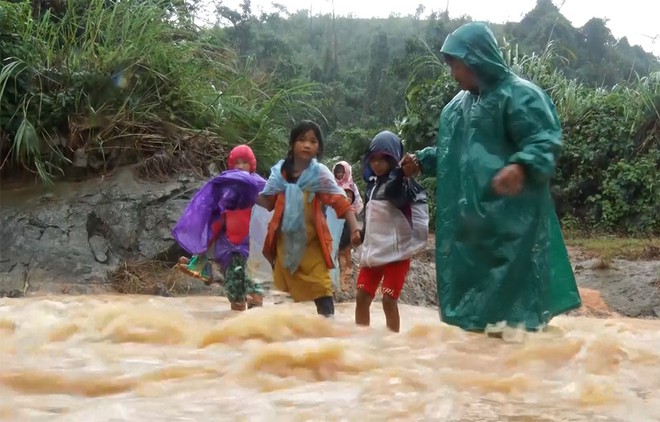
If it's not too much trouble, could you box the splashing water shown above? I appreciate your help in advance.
[1,295,659,421]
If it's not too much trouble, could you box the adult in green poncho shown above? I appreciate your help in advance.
[401,22,581,332]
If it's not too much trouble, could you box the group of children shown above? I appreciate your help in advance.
[172,121,429,332]
[171,21,582,336]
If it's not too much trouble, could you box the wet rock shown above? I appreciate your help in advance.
[0,289,24,298]
[570,258,660,319]
[89,235,109,263]
[0,259,16,273]
[153,282,173,297]
[0,168,214,295]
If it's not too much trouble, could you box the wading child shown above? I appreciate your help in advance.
[333,161,364,291]
[173,145,266,311]
[257,121,362,317]
[356,131,429,332]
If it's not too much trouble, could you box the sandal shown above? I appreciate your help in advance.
[176,255,214,285]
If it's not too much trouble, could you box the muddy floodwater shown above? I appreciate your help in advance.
[1,295,659,422]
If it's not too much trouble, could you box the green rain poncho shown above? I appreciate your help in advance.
[416,22,581,332]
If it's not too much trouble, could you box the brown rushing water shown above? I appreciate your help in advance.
[1,295,659,421]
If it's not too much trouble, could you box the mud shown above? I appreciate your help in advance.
[570,258,660,318]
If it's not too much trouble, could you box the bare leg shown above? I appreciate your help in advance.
[339,248,351,291]
[343,248,353,283]
[343,248,352,271]
[382,295,400,333]
[355,289,373,327]
[247,294,263,309]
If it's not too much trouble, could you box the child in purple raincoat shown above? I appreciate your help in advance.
[172,145,266,311]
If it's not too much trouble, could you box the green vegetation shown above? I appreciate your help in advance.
[0,0,318,183]
[1,0,658,236]
[564,234,659,261]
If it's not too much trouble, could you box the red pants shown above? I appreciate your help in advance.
[356,259,411,300]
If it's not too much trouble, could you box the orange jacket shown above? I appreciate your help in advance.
[263,191,351,269]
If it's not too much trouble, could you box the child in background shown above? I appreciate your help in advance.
[333,161,364,214]
[257,121,362,317]
[356,131,429,332]
[332,161,363,291]
[173,145,266,311]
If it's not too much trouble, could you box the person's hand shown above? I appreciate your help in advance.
[400,154,420,177]
[492,164,525,196]
[351,229,362,246]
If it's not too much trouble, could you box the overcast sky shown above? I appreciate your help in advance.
[204,0,660,57]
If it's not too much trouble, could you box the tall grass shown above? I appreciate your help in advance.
[0,0,320,183]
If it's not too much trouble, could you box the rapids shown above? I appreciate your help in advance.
[1,295,659,421]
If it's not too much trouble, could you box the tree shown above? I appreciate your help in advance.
[363,31,390,120]
[216,0,254,55]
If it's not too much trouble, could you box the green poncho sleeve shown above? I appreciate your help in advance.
[505,82,562,184]
[416,146,437,176]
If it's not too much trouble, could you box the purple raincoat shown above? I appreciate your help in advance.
[172,169,266,269]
